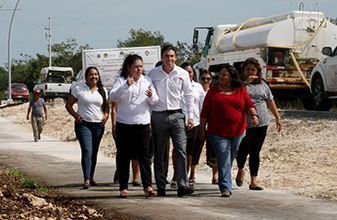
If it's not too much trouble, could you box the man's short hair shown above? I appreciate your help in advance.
[161,45,176,56]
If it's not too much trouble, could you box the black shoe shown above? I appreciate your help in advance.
[157,189,166,197]
[90,180,97,186]
[113,171,119,184]
[236,179,243,187]
[177,186,194,197]
[249,185,264,190]
[132,181,142,187]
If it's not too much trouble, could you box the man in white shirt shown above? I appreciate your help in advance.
[147,45,194,197]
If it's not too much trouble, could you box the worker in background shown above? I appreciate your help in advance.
[26,90,48,142]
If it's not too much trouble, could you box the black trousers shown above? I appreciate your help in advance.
[116,122,152,191]
[236,126,268,176]
[186,125,200,155]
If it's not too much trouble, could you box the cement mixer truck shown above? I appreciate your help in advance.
[192,10,337,110]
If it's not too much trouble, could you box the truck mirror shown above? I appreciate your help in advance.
[322,47,332,56]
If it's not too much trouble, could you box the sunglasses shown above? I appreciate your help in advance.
[200,77,212,81]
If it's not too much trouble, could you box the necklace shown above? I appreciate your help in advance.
[218,84,234,94]
[130,81,141,104]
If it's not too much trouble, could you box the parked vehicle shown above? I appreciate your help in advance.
[192,10,337,110]
[4,83,29,101]
[310,45,337,111]
[33,66,74,100]
[79,46,161,92]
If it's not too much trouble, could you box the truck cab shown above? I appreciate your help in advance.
[310,46,337,110]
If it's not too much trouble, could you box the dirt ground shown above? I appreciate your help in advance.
[1,101,337,203]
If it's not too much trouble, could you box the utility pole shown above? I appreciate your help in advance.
[7,0,21,102]
[45,17,52,67]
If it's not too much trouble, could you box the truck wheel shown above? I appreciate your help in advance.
[312,78,332,111]
[302,98,314,110]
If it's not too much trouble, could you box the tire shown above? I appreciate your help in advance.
[302,98,314,110]
[312,78,332,111]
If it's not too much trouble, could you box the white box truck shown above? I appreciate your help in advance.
[71,46,161,91]
[192,10,337,110]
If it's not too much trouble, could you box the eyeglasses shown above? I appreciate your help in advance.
[201,77,212,81]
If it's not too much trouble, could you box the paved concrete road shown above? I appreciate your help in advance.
[1,116,336,220]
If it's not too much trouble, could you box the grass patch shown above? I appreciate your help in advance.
[20,177,38,189]
[7,168,22,178]
[3,168,53,191]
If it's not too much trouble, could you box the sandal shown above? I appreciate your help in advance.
[83,182,90,189]
[212,179,218,184]
[144,187,157,198]
[189,177,195,183]
[120,189,129,198]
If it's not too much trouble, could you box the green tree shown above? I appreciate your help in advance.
[117,29,168,48]
[51,37,92,74]
[0,38,91,96]
[174,41,201,66]
[117,28,202,66]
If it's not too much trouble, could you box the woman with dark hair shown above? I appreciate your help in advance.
[200,65,259,197]
[66,67,109,189]
[235,57,282,190]
[109,54,159,198]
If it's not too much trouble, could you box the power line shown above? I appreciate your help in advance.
[54,0,128,26]
[52,0,108,18]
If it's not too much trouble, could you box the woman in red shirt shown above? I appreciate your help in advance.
[199,65,259,197]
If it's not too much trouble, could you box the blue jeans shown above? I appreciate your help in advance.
[207,133,244,193]
[75,120,104,182]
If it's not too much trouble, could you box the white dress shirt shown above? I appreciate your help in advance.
[109,75,159,125]
[147,65,194,119]
[182,81,205,126]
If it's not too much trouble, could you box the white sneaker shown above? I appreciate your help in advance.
[170,180,177,188]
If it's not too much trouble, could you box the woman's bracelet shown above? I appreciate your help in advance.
[251,114,259,119]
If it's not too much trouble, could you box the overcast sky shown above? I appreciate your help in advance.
[0,0,336,68]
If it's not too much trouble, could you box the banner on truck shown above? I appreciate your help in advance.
[82,46,161,89]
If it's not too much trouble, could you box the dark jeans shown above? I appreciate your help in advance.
[116,122,152,191]
[236,126,268,176]
[75,120,104,182]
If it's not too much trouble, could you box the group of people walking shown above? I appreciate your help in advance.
[60,45,282,198]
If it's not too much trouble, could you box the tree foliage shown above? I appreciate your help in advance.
[0,38,90,99]
[117,29,201,66]
[117,29,168,48]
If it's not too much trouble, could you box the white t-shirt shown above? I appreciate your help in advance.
[182,81,205,126]
[71,83,108,123]
[147,65,194,119]
[109,75,159,125]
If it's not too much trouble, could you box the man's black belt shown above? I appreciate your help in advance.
[155,109,182,114]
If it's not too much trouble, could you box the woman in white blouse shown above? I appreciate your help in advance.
[66,67,109,189]
[109,54,159,198]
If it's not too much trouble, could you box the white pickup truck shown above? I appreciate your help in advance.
[33,66,74,100]
[310,46,337,111]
